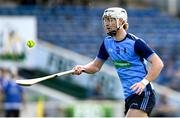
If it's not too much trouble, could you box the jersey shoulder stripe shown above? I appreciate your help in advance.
[127,33,141,41]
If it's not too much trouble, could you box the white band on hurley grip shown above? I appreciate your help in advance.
[141,79,150,86]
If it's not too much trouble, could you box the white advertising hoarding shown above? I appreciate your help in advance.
[0,16,37,67]
[0,16,37,53]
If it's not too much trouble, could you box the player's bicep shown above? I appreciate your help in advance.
[147,53,163,65]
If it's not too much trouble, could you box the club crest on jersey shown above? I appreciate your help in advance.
[115,47,127,54]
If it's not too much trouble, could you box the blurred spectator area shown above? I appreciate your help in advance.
[0,4,179,90]
[0,0,130,7]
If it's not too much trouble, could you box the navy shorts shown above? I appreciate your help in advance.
[124,90,156,116]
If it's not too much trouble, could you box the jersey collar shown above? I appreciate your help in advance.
[114,33,128,43]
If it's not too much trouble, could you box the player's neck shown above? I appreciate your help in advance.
[114,29,127,41]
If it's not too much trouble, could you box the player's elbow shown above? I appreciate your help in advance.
[160,61,164,69]
[151,54,164,71]
[157,59,164,71]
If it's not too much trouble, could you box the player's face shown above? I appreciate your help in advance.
[103,16,117,33]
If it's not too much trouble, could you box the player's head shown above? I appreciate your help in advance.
[102,7,128,37]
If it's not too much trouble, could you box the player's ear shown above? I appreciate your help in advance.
[123,23,129,30]
[119,19,128,30]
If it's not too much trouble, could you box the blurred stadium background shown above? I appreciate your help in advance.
[0,0,179,117]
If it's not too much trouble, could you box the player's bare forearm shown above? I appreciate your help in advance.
[84,58,104,74]
[145,53,164,82]
[73,58,104,75]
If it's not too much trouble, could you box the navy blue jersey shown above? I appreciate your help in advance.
[97,33,155,98]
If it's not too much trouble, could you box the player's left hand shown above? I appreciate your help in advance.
[130,82,146,95]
